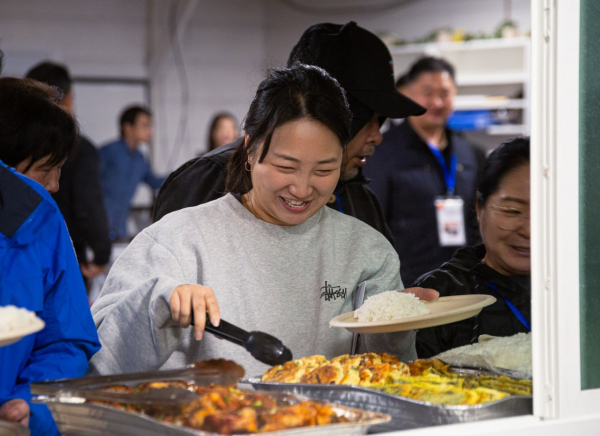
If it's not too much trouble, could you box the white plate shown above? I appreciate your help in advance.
[0,317,45,347]
[329,294,496,334]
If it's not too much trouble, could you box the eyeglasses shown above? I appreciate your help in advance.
[487,201,530,231]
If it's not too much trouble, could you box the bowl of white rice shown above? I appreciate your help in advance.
[354,291,430,323]
[0,305,45,347]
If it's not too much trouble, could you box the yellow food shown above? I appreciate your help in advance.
[262,354,532,406]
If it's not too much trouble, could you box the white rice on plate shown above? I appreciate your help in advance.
[354,290,430,323]
[0,305,38,333]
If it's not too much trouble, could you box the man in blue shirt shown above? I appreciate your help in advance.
[100,106,165,240]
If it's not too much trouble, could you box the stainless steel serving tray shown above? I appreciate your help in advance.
[242,375,532,433]
[33,390,390,436]
[0,420,30,436]
[31,359,245,399]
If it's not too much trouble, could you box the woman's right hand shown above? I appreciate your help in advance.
[0,399,30,427]
[170,285,220,340]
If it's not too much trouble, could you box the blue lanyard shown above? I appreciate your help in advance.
[486,282,531,332]
[335,192,345,214]
[427,141,457,195]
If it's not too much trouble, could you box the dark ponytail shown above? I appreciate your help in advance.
[226,64,352,194]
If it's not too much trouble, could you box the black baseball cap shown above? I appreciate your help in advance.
[288,21,426,119]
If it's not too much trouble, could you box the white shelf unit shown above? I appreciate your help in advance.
[389,37,531,149]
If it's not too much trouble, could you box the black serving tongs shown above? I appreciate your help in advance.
[195,314,293,366]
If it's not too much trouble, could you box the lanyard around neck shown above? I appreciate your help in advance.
[427,141,457,196]
[486,281,531,332]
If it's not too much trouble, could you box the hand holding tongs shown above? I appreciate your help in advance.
[193,313,293,366]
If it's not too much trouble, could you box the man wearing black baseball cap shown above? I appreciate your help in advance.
[153,22,425,242]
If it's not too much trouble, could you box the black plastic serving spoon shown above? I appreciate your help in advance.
[194,313,293,366]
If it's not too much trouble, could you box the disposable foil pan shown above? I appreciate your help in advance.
[242,377,532,433]
[33,390,390,436]
[0,420,30,436]
[30,361,390,436]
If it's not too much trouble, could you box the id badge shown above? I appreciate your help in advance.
[434,196,467,246]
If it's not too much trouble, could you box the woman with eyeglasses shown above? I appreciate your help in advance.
[413,136,530,358]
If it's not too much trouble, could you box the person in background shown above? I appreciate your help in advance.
[26,61,112,283]
[207,112,239,152]
[89,64,437,377]
[414,137,530,358]
[364,56,485,286]
[152,22,425,243]
[0,76,100,435]
[100,105,165,241]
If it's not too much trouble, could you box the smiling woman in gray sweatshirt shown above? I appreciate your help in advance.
[89,65,433,377]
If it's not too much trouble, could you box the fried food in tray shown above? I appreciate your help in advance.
[92,383,366,435]
[261,354,532,406]
[263,352,410,386]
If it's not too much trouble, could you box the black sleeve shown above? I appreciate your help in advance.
[412,272,452,359]
[153,156,228,222]
[69,138,112,265]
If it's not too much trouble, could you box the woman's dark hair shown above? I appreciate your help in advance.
[226,64,352,194]
[477,136,530,206]
[119,105,151,137]
[208,112,238,151]
[0,77,78,172]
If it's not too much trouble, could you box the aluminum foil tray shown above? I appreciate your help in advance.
[33,390,390,436]
[242,377,532,433]
[30,361,390,436]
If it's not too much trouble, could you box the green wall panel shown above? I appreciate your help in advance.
[579,0,600,390]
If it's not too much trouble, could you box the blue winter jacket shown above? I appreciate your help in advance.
[0,161,101,435]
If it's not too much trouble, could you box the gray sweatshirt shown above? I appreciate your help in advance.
[89,194,415,377]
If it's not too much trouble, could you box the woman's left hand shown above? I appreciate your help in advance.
[401,287,439,301]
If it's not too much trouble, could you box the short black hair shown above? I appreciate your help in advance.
[405,56,456,85]
[26,61,72,98]
[119,105,151,136]
[395,73,410,90]
[477,136,530,206]
[226,64,352,194]
[0,77,78,172]
[0,49,4,74]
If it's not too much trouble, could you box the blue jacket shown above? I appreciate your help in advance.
[0,162,101,435]
[99,139,165,240]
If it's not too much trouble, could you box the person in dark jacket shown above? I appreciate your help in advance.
[25,61,112,280]
[0,77,100,435]
[153,22,426,244]
[364,56,485,286]
[414,137,530,358]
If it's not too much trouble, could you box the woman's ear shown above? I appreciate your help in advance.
[475,200,482,223]
[244,132,249,147]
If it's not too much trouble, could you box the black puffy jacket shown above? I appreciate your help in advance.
[152,141,393,244]
[412,245,531,358]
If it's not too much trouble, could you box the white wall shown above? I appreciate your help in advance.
[0,0,148,78]
[0,0,531,173]
[264,0,531,77]
[148,0,267,172]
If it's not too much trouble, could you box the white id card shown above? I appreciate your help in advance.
[434,197,467,246]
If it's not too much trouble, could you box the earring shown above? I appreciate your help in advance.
[245,161,251,171]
